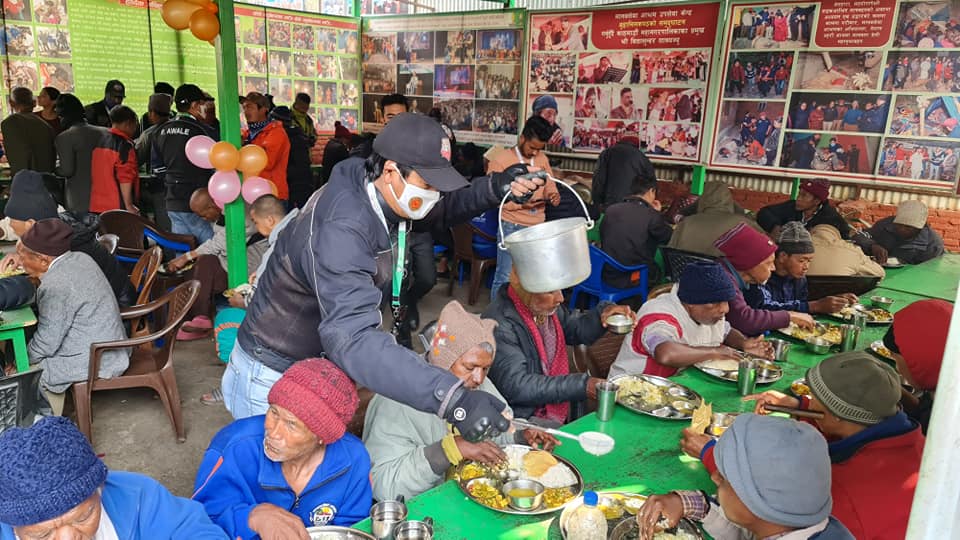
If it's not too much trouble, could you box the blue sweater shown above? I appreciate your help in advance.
[1,471,227,539]
[192,416,372,539]
[745,272,809,312]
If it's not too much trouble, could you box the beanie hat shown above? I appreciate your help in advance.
[532,94,558,113]
[21,218,73,257]
[715,414,832,528]
[776,221,815,255]
[714,222,777,272]
[800,178,830,201]
[677,261,737,304]
[334,121,351,140]
[429,301,498,370]
[148,93,173,117]
[806,351,901,425]
[890,299,951,390]
[6,170,58,221]
[267,358,359,444]
[0,416,108,527]
[893,200,928,230]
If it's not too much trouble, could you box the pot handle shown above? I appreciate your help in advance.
[497,173,595,250]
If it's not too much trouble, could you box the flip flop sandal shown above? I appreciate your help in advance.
[177,328,210,341]
[201,388,223,405]
[182,316,213,331]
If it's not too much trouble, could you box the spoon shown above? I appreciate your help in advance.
[511,419,615,456]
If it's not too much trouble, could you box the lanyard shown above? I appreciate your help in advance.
[514,146,533,167]
[365,183,407,310]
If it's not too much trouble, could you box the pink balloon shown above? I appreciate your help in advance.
[185,135,216,169]
[209,170,241,205]
[241,176,273,204]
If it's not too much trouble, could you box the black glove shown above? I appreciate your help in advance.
[490,163,529,201]
[445,387,510,442]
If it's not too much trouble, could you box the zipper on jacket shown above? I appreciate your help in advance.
[259,464,351,512]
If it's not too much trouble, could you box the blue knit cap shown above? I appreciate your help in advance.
[0,417,108,527]
[532,94,558,113]
[677,261,737,304]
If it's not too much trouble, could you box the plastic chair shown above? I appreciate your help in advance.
[130,246,163,306]
[573,332,628,380]
[72,280,200,444]
[96,233,119,255]
[447,222,497,305]
[98,210,197,264]
[569,245,648,309]
[660,247,718,283]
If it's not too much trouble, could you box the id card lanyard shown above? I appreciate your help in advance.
[366,182,408,322]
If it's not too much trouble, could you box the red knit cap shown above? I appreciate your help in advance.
[800,178,830,201]
[714,222,777,272]
[893,299,952,390]
[267,358,359,443]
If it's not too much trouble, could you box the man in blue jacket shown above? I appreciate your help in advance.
[195,359,371,539]
[0,417,226,540]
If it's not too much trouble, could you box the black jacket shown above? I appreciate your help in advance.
[854,216,944,264]
[482,286,609,420]
[237,157,509,414]
[756,199,852,238]
[281,123,314,208]
[321,139,350,184]
[601,197,672,287]
[154,114,216,212]
[84,100,111,128]
[61,212,137,308]
[591,142,656,209]
[0,275,37,311]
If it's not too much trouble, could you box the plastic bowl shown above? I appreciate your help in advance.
[870,296,894,310]
[805,336,832,355]
[502,479,544,511]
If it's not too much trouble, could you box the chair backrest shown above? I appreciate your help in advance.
[100,210,197,261]
[807,275,882,300]
[451,223,495,261]
[574,332,627,379]
[96,234,119,255]
[661,247,717,282]
[130,246,162,305]
[0,368,43,434]
[582,244,643,291]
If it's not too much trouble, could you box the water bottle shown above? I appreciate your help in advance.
[568,491,607,540]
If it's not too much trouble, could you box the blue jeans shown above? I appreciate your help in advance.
[168,211,214,245]
[490,221,525,300]
[221,344,283,419]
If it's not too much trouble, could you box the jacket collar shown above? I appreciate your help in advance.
[829,411,919,463]
[256,437,353,493]
[721,259,749,291]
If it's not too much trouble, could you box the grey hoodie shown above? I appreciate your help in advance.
[668,181,764,256]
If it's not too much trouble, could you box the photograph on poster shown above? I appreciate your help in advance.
[573,119,625,151]
[398,64,433,96]
[878,138,958,182]
[606,86,643,121]
[321,0,349,15]
[575,86,609,119]
[318,28,338,52]
[294,52,315,77]
[436,99,473,130]
[889,94,922,136]
[292,24,315,50]
[477,30,522,63]
[340,82,359,106]
[5,60,36,89]
[316,107,337,130]
[3,0,31,21]
[408,97,432,115]
[894,1,960,48]
[318,55,337,79]
[398,31,435,63]
[362,0,408,15]
[270,51,292,76]
[340,109,358,131]
[647,87,703,123]
[529,53,576,93]
[794,50,882,91]
[630,50,710,85]
[34,0,66,24]
[476,64,521,100]
[714,100,784,166]
[241,18,266,45]
[294,80,315,99]
[363,93,386,124]
[39,62,72,92]
[530,13,590,52]
[921,96,960,138]
[340,57,359,80]
[577,52,630,85]
[434,64,474,98]
[268,22,291,48]
[730,4,815,50]
[339,30,359,54]
[780,131,878,174]
[270,78,294,104]
[35,27,69,58]
[318,81,337,104]
[788,92,890,133]
[362,32,396,63]
[473,100,519,134]
[642,123,700,158]
[244,77,268,94]
[363,64,396,93]
[883,51,960,92]
[5,26,33,57]
[724,51,792,98]
[436,31,475,64]
[243,48,267,74]
[527,93,573,146]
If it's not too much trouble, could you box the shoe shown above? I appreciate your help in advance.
[177,328,210,341]
[183,315,212,331]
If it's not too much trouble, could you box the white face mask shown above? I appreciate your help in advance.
[389,167,441,220]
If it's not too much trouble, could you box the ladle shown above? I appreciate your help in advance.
[511,419,615,456]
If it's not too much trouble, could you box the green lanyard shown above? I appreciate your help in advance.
[392,221,407,309]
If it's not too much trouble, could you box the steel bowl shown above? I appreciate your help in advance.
[306,526,376,540]
[870,295,895,310]
[605,313,634,335]
[805,336,832,354]
[756,360,782,381]
[708,412,738,437]
[502,479,544,511]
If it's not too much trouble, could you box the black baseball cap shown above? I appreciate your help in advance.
[174,84,206,109]
[372,113,467,192]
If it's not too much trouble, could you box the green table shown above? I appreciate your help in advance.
[877,254,960,301]
[354,288,928,538]
[0,306,36,373]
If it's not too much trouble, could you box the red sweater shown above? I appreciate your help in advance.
[89,128,138,213]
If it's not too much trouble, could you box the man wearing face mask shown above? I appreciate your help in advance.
[224,113,544,443]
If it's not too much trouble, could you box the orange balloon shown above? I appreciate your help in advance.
[189,8,220,42]
[204,2,218,13]
[238,145,268,177]
[267,180,279,197]
[183,0,210,5]
[161,0,201,30]
[209,141,239,172]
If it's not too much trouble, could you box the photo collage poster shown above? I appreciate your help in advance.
[236,4,360,134]
[360,10,525,146]
[711,0,960,192]
[525,3,719,161]
[2,0,73,96]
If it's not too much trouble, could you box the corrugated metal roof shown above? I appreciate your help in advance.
[393,0,649,15]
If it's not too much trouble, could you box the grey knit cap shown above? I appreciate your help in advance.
[806,351,901,425]
[777,221,815,255]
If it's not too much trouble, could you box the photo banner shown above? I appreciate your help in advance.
[361,10,525,146]
[709,0,960,193]
[524,2,720,162]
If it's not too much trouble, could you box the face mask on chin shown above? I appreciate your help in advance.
[388,167,441,220]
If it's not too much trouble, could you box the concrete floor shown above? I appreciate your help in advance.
[92,279,490,497]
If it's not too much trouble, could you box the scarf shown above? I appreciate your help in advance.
[246,119,269,143]
[507,285,569,423]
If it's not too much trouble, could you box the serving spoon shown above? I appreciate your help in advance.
[511,418,615,456]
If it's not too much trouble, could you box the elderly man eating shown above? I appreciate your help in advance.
[364,300,558,501]
[0,417,226,539]
[483,269,633,426]
[854,199,944,265]
[194,359,372,539]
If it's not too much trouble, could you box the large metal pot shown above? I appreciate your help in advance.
[498,178,594,293]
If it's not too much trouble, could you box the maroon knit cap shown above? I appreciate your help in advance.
[714,222,777,272]
[21,218,72,257]
[267,358,358,444]
[800,178,830,201]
